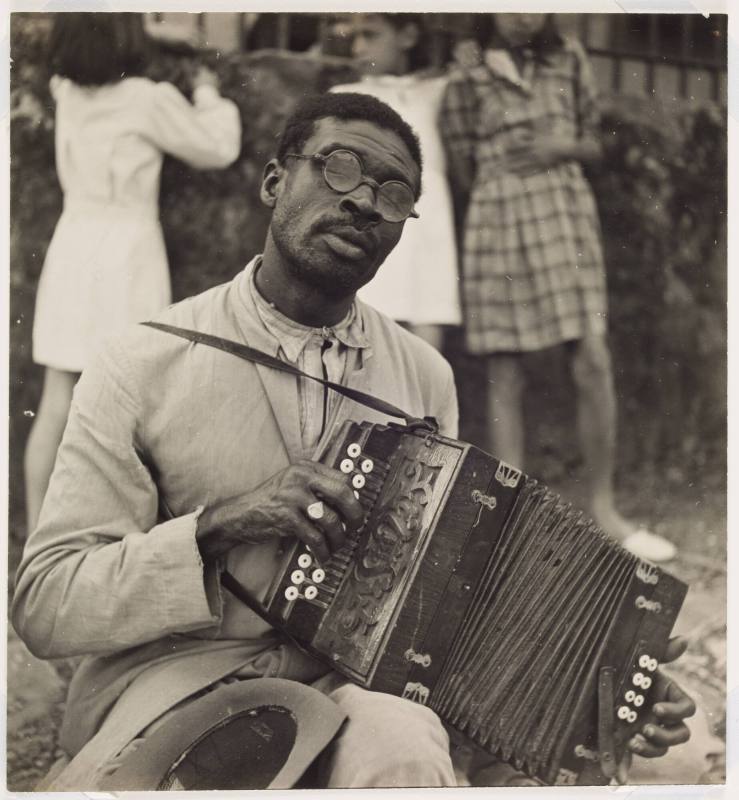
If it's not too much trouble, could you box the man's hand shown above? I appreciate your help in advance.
[196,460,364,561]
[616,635,696,783]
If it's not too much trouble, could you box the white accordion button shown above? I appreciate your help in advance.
[617,706,630,720]
[648,658,658,672]
[347,443,361,458]
[360,458,374,474]
[639,654,651,669]
[627,710,638,724]
[352,474,366,489]
[304,585,318,600]
[291,569,305,585]
[633,694,645,707]
[633,672,645,687]
[340,459,354,473]
[298,553,312,569]
[625,690,636,703]
[285,586,299,601]
[312,568,325,583]
[641,676,652,689]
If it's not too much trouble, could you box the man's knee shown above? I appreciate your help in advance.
[323,683,455,788]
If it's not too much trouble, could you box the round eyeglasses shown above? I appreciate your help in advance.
[285,149,419,224]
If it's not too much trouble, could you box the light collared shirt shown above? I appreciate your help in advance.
[13,256,459,786]
[249,259,370,450]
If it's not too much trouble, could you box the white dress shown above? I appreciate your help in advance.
[32,76,241,371]
[331,75,461,326]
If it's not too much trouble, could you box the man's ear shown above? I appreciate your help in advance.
[260,159,283,209]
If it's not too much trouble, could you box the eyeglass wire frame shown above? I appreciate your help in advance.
[284,149,420,223]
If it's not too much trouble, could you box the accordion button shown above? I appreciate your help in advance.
[633,672,645,687]
[312,568,325,583]
[285,586,299,601]
[347,443,362,458]
[360,458,374,474]
[625,690,636,703]
[298,553,312,569]
[291,570,305,585]
[633,694,645,707]
[617,706,630,720]
[304,585,318,600]
[340,459,354,473]
[352,474,366,489]
[642,676,652,689]
[628,710,638,724]
[648,658,658,672]
[639,654,651,669]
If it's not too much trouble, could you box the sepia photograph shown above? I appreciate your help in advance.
[5,3,729,793]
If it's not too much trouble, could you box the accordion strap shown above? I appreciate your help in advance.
[142,321,438,433]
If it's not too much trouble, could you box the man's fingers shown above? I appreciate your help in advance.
[641,721,691,749]
[303,500,346,553]
[652,672,696,721]
[663,636,689,664]
[290,511,331,563]
[628,721,690,758]
[306,465,365,530]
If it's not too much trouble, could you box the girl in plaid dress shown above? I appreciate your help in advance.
[439,14,676,562]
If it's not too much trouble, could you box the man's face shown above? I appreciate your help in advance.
[349,14,416,76]
[267,117,420,298]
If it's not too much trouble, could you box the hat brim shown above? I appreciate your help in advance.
[98,677,346,791]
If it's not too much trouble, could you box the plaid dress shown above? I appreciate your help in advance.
[439,39,607,354]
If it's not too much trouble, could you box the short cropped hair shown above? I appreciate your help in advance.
[48,12,149,87]
[276,92,423,197]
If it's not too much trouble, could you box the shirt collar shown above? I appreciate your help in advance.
[245,255,370,363]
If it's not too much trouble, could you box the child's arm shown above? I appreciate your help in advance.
[438,72,478,230]
[145,75,242,170]
[505,39,603,177]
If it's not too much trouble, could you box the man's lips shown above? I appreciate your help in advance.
[321,226,377,258]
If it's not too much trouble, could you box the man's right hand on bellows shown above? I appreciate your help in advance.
[195,460,364,561]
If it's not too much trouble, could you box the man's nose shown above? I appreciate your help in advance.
[339,185,382,227]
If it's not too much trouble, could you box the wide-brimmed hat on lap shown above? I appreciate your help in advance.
[98,677,346,791]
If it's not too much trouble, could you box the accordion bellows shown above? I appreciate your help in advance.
[264,421,687,785]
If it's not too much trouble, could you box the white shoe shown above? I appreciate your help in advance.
[623,529,677,563]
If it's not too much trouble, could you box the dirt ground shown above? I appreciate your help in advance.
[6,468,726,791]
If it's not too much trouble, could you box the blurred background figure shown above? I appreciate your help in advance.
[330,13,461,352]
[24,12,242,533]
[439,13,676,562]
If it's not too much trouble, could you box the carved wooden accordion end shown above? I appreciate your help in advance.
[263,421,687,785]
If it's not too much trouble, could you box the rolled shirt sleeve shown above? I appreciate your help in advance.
[145,80,242,169]
[11,339,222,660]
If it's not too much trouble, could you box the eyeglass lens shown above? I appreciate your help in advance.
[322,151,414,223]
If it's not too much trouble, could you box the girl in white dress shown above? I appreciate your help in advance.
[25,13,242,531]
[331,14,461,351]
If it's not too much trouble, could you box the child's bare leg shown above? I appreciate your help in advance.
[24,367,79,533]
[570,334,675,560]
[486,353,526,467]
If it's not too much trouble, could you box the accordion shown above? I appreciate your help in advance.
[262,421,687,785]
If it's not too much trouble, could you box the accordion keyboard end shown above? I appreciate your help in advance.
[597,666,617,779]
